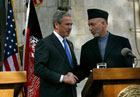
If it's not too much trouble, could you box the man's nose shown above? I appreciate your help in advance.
[89,25,93,31]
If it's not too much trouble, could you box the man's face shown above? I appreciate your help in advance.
[57,16,73,38]
[88,18,104,37]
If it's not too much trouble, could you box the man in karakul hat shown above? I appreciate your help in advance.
[73,8,134,82]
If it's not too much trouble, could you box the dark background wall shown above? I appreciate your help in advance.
[0,0,6,70]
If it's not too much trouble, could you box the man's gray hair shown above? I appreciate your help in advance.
[52,10,71,28]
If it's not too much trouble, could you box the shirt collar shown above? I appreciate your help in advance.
[53,31,64,42]
[99,32,109,41]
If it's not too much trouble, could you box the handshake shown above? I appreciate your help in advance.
[62,72,78,85]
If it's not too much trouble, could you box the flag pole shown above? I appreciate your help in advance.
[23,0,31,69]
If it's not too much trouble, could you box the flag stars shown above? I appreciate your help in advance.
[10,24,13,27]
[9,10,12,13]
[8,16,10,19]
[12,19,14,22]
[9,45,12,48]
[14,49,16,52]
[13,33,15,36]
[5,44,7,47]
[7,52,10,55]
[6,37,9,40]
[11,39,14,42]
[8,31,11,34]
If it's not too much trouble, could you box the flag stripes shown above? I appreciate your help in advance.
[3,53,19,71]
[3,0,20,72]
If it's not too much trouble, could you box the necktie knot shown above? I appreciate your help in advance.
[63,39,67,45]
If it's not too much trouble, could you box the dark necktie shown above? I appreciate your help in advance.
[63,39,72,67]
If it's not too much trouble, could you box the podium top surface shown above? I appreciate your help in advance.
[93,68,140,80]
[0,71,26,84]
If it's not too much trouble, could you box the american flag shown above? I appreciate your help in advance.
[3,0,20,71]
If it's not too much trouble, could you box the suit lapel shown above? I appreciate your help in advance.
[90,37,101,60]
[94,38,102,60]
[51,33,72,68]
[51,33,68,60]
[104,34,116,61]
[67,40,76,68]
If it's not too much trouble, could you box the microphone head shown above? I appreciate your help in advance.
[121,48,131,56]
[121,48,136,58]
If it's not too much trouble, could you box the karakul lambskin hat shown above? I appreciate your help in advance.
[87,8,109,21]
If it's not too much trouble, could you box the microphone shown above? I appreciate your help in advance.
[121,48,136,58]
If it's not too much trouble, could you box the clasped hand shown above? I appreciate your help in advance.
[63,72,78,85]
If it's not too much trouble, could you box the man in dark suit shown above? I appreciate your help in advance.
[34,10,78,97]
[74,8,134,82]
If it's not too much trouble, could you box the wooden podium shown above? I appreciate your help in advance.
[82,68,140,97]
[0,71,27,97]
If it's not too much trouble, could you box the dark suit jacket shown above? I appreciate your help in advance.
[74,33,133,82]
[34,33,78,97]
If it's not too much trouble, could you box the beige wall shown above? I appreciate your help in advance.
[13,0,140,65]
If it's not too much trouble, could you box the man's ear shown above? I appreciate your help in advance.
[102,20,107,27]
[54,22,59,29]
